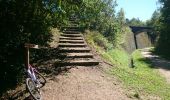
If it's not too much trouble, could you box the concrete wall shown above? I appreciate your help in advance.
[122,31,152,54]
[136,32,152,49]
[121,31,136,54]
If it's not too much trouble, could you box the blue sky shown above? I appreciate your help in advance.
[116,0,160,21]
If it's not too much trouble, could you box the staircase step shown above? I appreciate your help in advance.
[61,34,82,37]
[59,40,84,43]
[58,43,87,47]
[63,31,80,34]
[59,36,84,40]
[62,26,80,30]
[64,28,80,31]
[58,25,99,66]
[69,24,78,26]
[59,47,91,53]
[69,21,79,24]
[60,53,93,58]
[56,59,99,66]
[69,19,78,22]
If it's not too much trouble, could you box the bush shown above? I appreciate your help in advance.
[85,30,113,51]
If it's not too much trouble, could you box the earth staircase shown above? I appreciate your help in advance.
[57,17,99,66]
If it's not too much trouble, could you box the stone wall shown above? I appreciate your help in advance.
[121,31,136,54]
[136,32,152,49]
[122,28,152,54]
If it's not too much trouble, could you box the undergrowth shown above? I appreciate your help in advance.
[85,30,170,99]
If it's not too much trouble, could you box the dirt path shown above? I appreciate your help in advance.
[141,48,170,83]
[41,63,131,100]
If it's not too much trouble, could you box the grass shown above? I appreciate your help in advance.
[112,50,170,99]
[85,30,170,99]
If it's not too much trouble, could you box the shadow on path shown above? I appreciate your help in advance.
[141,48,170,83]
[141,48,170,70]
[1,47,73,100]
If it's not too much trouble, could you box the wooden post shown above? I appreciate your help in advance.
[24,43,38,68]
[25,47,29,68]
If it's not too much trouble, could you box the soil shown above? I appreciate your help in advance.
[141,48,170,83]
[40,46,131,100]
[41,65,129,100]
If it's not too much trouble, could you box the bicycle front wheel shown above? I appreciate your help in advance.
[26,78,41,100]
[35,71,46,88]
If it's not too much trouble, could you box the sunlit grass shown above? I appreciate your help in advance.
[85,30,170,99]
[110,50,170,99]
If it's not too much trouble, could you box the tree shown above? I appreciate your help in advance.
[0,0,83,93]
[126,18,145,26]
[146,10,161,28]
[117,8,126,25]
[155,0,170,58]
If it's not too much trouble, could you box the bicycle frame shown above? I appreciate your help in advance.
[27,65,38,83]
[24,43,47,100]
[25,44,41,86]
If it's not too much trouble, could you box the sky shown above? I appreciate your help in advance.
[116,0,160,21]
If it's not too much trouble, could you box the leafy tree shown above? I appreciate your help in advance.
[146,10,162,29]
[0,0,71,93]
[146,10,162,43]
[126,18,146,26]
[117,8,126,25]
[155,0,170,58]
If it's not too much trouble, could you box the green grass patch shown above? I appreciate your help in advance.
[85,30,170,99]
[113,50,170,99]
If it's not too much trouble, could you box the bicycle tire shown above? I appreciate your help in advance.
[35,71,46,88]
[26,78,41,100]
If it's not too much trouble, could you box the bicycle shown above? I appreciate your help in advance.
[25,43,46,100]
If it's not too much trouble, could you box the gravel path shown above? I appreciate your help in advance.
[41,64,130,100]
[141,48,170,83]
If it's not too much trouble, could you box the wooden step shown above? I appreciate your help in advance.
[69,19,78,22]
[62,26,80,30]
[64,28,80,31]
[59,40,84,43]
[69,19,77,21]
[59,47,91,53]
[69,24,78,26]
[58,43,87,47]
[63,31,80,34]
[56,59,99,66]
[60,53,93,58]
[69,21,79,24]
[59,36,84,40]
[61,34,82,37]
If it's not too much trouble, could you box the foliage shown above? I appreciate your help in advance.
[78,0,127,47]
[146,10,162,28]
[145,10,162,45]
[85,30,129,66]
[0,0,80,94]
[126,18,146,26]
[155,0,170,59]
[85,30,113,51]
